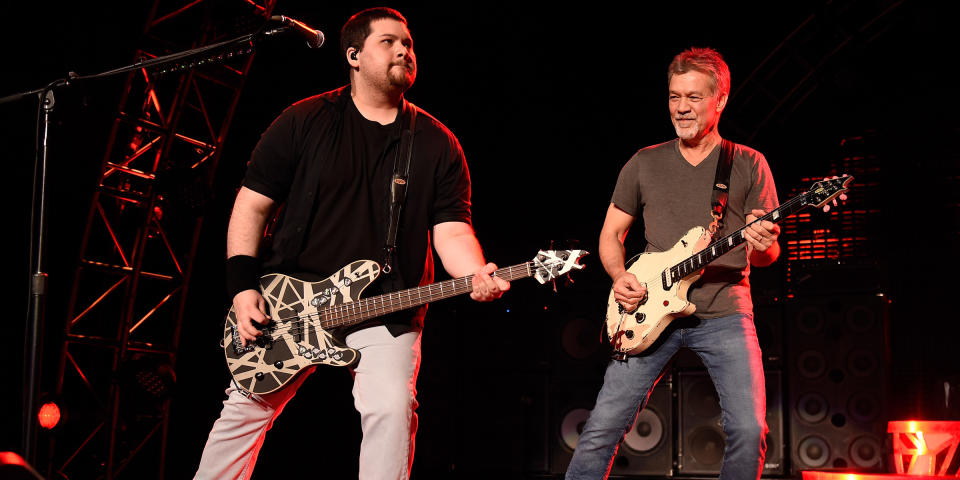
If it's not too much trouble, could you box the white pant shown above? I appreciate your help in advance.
[195,326,422,480]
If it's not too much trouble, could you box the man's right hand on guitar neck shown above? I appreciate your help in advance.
[612,271,648,313]
[234,289,271,346]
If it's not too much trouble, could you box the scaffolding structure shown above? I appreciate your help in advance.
[46,1,276,478]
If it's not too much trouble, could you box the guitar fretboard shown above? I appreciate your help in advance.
[667,187,824,283]
[318,262,535,329]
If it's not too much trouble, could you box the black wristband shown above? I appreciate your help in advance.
[225,255,261,299]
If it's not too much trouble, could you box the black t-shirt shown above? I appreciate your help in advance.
[243,86,472,332]
[297,98,398,280]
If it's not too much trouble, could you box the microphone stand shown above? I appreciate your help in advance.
[3,22,296,465]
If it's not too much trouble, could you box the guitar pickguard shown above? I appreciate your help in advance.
[222,260,380,394]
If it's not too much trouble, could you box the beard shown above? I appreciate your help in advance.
[672,117,700,140]
[387,63,416,90]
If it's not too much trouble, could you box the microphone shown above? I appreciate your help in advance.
[270,15,325,49]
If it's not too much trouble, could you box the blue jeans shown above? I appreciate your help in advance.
[565,314,767,480]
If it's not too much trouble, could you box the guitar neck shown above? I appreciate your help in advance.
[318,262,535,330]
[669,191,814,281]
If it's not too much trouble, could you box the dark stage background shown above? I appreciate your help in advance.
[3,1,958,478]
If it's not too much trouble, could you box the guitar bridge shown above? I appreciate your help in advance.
[231,326,255,355]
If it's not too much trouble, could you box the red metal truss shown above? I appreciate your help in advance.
[48,1,276,478]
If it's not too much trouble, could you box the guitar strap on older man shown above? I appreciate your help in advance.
[708,138,734,238]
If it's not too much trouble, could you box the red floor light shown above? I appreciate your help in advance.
[888,420,960,477]
[802,472,958,479]
[802,421,960,479]
[37,401,61,430]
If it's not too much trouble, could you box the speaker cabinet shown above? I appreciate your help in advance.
[545,377,674,476]
[677,370,785,475]
[786,294,889,474]
[754,300,785,366]
[547,380,597,475]
[544,309,609,475]
[611,379,674,476]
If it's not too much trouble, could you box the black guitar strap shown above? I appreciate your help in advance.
[382,101,418,274]
[708,139,734,237]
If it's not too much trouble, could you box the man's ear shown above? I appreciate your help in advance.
[347,47,360,68]
[716,93,728,112]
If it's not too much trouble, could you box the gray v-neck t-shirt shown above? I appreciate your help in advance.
[611,139,779,318]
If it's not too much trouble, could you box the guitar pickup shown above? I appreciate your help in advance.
[662,270,672,290]
[255,336,273,350]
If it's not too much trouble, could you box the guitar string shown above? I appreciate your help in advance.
[630,206,789,292]
[617,180,848,344]
[667,188,814,280]
[622,180,843,314]
[256,260,541,341]
[688,176,846,268]
[263,260,546,337]
[609,179,847,350]
[243,258,573,342]
[610,203,794,344]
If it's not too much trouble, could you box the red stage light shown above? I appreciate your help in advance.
[0,452,27,467]
[888,420,960,477]
[37,402,61,430]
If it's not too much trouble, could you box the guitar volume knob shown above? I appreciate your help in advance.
[634,313,646,324]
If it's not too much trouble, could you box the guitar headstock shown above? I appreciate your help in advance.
[532,250,588,284]
[806,175,854,209]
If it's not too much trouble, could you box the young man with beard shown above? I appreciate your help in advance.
[565,47,780,480]
[195,8,509,479]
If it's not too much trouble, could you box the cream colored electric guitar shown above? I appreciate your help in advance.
[606,175,853,356]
